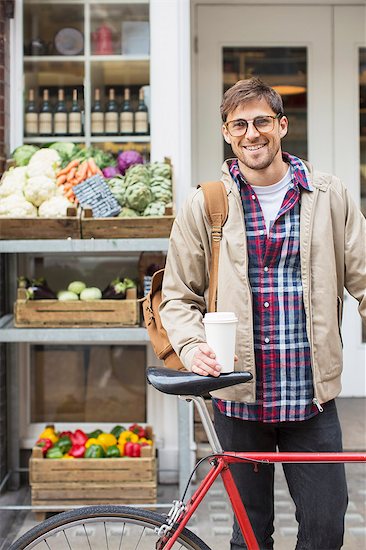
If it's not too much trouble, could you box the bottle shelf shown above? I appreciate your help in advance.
[23,136,151,143]
[23,137,86,143]
[24,56,86,62]
[91,135,150,143]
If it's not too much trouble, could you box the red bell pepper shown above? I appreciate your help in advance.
[132,443,141,457]
[36,438,53,456]
[129,423,145,438]
[124,441,134,457]
[70,429,88,446]
[69,444,86,458]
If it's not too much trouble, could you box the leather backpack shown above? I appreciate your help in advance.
[141,181,228,371]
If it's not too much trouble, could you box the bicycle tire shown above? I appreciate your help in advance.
[9,504,212,550]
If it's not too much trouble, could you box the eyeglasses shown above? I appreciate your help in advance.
[224,113,283,137]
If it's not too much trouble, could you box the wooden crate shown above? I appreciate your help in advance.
[0,207,81,240]
[14,287,140,328]
[80,206,175,239]
[30,427,156,517]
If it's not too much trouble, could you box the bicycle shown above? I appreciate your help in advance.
[10,367,366,550]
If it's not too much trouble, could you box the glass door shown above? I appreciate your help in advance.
[194,4,333,183]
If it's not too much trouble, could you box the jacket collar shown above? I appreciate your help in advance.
[222,152,314,192]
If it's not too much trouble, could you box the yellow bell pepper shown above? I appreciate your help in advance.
[118,430,139,444]
[62,454,75,459]
[85,437,99,449]
[117,443,125,457]
[38,427,59,444]
[97,433,117,450]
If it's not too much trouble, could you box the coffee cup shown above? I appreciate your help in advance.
[203,312,238,373]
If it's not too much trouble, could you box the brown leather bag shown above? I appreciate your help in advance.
[141,181,228,370]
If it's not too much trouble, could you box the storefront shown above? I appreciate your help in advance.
[0,0,365,497]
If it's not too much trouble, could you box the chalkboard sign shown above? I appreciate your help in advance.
[73,175,121,218]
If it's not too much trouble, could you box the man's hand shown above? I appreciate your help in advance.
[191,343,221,376]
[191,344,239,376]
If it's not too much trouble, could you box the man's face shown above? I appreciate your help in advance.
[222,97,288,173]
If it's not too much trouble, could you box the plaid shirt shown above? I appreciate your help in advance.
[214,153,318,423]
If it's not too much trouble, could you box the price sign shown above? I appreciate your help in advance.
[73,175,121,218]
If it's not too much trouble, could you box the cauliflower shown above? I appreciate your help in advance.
[24,176,57,207]
[26,160,57,181]
[0,194,37,217]
[28,147,61,169]
[0,166,27,197]
[38,196,73,218]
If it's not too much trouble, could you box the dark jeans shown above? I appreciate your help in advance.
[213,400,348,550]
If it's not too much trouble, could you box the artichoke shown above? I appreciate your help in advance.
[118,207,140,217]
[143,201,166,217]
[125,182,152,212]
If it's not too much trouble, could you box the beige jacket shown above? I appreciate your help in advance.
[160,160,366,403]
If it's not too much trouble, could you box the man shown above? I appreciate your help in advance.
[160,77,366,549]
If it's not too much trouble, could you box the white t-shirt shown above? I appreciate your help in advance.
[251,167,292,236]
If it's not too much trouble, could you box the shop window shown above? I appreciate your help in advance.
[223,47,307,161]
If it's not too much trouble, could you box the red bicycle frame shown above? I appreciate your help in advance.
[161,451,366,550]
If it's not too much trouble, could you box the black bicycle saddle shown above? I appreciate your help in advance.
[146,367,252,396]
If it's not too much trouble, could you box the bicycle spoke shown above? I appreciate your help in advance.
[83,523,92,550]
[134,525,145,549]
[118,521,126,550]
[62,529,72,550]
[104,521,109,550]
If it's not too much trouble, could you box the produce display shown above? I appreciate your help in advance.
[0,142,173,219]
[36,424,153,459]
[18,276,137,301]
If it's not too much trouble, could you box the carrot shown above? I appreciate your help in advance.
[63,183,73,191]
[56,174,67,186]
[57,159,80,176]
[76,160,88,181]
[87,157,98,175]
[66,189,75,200]
[86,168,92,178]
[66,167,77,182]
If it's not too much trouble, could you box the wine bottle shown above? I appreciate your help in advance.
[39,89,53,136]
[54,88,68,136]
[25,89,38,137]
[134,87,149,135]
[105,88,119,135]
[91,88,104,135]
[68,88,83,136]
[119,87,134,135]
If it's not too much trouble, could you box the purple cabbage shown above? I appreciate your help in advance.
[102,165,121,179]
[117,150,144,175]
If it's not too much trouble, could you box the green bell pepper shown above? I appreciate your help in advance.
[106,445,121,458]
[87,429,103,439]
[54,436,72,454]
[84,444,105,458]
[46,447,64,459]
[110,425,125,439]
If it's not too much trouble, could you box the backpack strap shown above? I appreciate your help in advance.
[199,181,228,313]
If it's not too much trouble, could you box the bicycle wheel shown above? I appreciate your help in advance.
[9,504,211,550]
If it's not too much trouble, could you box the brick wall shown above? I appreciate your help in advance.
[0,0,12,486]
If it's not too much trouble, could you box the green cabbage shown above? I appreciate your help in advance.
[11,145,39,166]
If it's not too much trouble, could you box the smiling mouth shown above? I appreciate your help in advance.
[243,144,266,151]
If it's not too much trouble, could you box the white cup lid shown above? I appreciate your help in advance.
[203,311,238,323]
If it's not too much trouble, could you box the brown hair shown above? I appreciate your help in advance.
[220,77,284,122]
